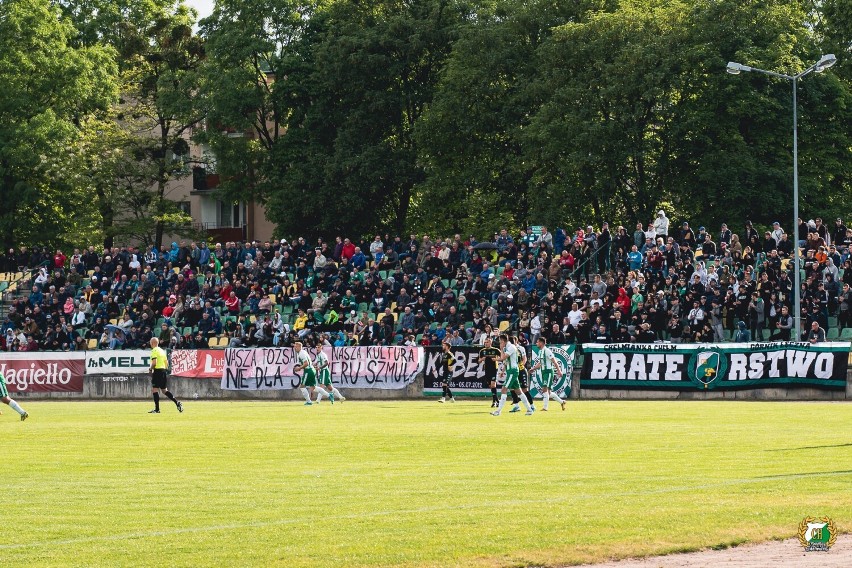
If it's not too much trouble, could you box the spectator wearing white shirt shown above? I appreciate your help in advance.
[687,301,705,327]
[567,303,583,327]
[529,312,542,344]
[313,248,327,270]
[653,210,669,237]
[71,308,87,329]
[771,221,784,244]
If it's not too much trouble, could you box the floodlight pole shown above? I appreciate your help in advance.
[726,55,837,339]
[791,76,800,340]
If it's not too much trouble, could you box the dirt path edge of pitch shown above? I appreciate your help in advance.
[574,534,851,568]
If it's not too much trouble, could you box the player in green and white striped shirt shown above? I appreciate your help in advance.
[491,334,533,416]
[530,337,566,411]
[294,342,329,406]
[314,346,345,403]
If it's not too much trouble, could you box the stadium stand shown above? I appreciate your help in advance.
[1,216,850,351]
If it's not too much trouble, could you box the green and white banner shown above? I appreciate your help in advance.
[581,342,850,390]
[529,344,576,398]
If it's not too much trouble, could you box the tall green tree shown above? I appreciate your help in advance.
[0,0,117,250]
[202,0,463,239]
[526,0,850,230]
[58,0,205,248]
[198,0,322,218]
[413,0,613,235]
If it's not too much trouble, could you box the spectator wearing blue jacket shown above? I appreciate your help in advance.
[168,242,179,263]
[28,286,43,308]
[199,242,210,266]
[351,248,367,270]
[628,245,643,271]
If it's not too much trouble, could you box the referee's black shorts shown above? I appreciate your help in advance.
[151,369,168,389]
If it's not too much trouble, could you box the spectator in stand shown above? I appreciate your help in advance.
[680,222,695,249]
[225,291,240,316]
[654,210,669,238]
[806,320,826,343]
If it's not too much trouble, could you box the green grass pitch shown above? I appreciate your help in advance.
[0,400,849,567]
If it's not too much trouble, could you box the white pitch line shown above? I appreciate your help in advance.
[1,470,849,551]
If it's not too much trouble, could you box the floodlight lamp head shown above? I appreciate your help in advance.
[815,54,837,73]
[727,62,749,75]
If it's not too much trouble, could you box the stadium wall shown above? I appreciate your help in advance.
[4,346,850,401]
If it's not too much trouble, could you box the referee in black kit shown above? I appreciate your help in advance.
[148,337,183,414]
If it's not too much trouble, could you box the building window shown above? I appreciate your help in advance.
[177,201,191,216]
[192,167,207,191]
[219,201,232,227]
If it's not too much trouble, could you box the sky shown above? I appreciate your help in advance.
[185,0,215,21]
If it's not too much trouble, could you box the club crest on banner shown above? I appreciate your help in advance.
[529,345,575,398]
[688,349,728,389]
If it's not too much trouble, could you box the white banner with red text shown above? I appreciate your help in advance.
[221,346,422,391]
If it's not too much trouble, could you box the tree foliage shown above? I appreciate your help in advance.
[1,0,849,248]
[0,0,117,250]
[57,0,205,248]
[202,0,465,239]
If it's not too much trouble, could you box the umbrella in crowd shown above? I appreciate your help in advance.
[104,325,126,346]
[473,242,498,250]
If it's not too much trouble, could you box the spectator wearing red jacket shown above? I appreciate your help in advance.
[53,250,67,270]
[162,295,177,318]
[616,288,631,315]
[225,291,241,315]
[341,238,356,260]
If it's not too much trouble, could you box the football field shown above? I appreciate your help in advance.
[0,400,849,567]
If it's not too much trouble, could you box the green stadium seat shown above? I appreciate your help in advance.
[840,328,852,340]
[826,328,840,340]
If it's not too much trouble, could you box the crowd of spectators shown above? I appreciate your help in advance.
[2,212,851,352]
